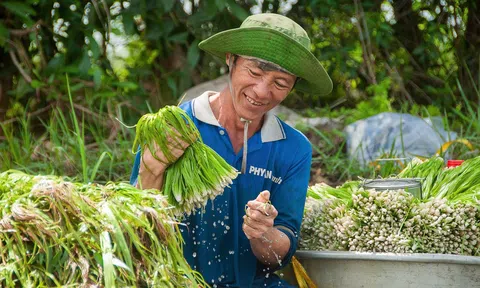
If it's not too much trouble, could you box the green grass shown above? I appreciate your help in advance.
[1,75,480,186]
[0,81,136,183]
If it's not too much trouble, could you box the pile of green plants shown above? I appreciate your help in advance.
[0,170,207,287]
[300,157,480,255]
[133,105,238,216]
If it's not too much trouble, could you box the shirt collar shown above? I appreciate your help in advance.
[192,91,286,143]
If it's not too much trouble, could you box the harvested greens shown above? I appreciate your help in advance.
[0,170,207,287]
[301,157,480,255]
[132,106,238,216]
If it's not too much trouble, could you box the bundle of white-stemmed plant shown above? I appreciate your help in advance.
[132,105,239,216]
[300,157,480,255]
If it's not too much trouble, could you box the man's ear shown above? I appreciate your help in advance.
[225,53,232,66]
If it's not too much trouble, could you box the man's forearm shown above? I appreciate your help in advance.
[136,169,164,190]
[250,227,291,267]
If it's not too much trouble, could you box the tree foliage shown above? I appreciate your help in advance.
[0,0,479,127]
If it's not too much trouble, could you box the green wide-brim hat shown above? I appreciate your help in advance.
[198,13,333,96]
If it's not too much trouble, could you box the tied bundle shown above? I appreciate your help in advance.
[300,156,480,255]
[132,105,239,216]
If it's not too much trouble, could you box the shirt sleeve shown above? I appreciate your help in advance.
[129,149,141,186]
[271,143,312,268]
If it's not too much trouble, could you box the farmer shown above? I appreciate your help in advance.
[130,13,332,287]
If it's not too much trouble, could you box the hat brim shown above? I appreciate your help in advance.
[198,27,333,96]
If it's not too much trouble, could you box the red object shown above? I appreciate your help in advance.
[447,160,464,168]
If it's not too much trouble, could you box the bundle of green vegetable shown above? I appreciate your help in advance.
[132,106,238,216]
[398,156,480,202]
[301,156,480,255]
[0,170,207,287]
[301,184,480,255]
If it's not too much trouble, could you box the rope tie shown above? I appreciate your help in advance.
[240,118,251,174]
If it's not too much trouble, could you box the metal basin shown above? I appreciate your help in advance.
[283,251,480,288]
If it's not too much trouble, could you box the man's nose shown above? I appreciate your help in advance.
[252,79,271,99]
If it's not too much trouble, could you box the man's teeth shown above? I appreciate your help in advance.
[246,96,263,106]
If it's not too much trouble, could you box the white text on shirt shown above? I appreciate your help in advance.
[248,165,282,184]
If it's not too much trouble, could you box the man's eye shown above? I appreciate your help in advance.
[275,82,288,89]
[248,68,260,77]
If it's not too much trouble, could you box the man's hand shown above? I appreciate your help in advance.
[242,190,278,240]
[140,139,188,177]
[137,131,190,190]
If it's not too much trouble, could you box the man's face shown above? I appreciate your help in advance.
[227,55,297,121]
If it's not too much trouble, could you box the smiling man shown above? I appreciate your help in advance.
[130,13,332,287]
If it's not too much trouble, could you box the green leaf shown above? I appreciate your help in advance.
[45,54,65,75]
[167,77,177,96]
[100,231,115,288]
[163,0,175,12]
[215,0,226,10]
[146,23,164,41]
[62,65,79,74]
[2,1,36,16]
[78,51,91,76]
[2,2,36,24]
[88,36,101,60]
[122,13,136,35]
[30,80,44,89]
[70,83,85,92]
[188,10,215,26]
[92,66,102,89]
[187,40,200,68]
[226,0,249,21]
[113,81,138,90]
[205,0,219,16]
[0,21,9,47]
[168,32,189,43]
[412,46,424,56]
[94,91,117,98]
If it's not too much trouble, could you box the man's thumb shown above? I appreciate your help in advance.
[255,190,270,203]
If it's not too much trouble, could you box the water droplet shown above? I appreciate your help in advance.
[192,252,197,258]
[208,261,211,265]
[229,250,235,254]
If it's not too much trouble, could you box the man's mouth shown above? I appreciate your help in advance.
[245,95,265,106]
